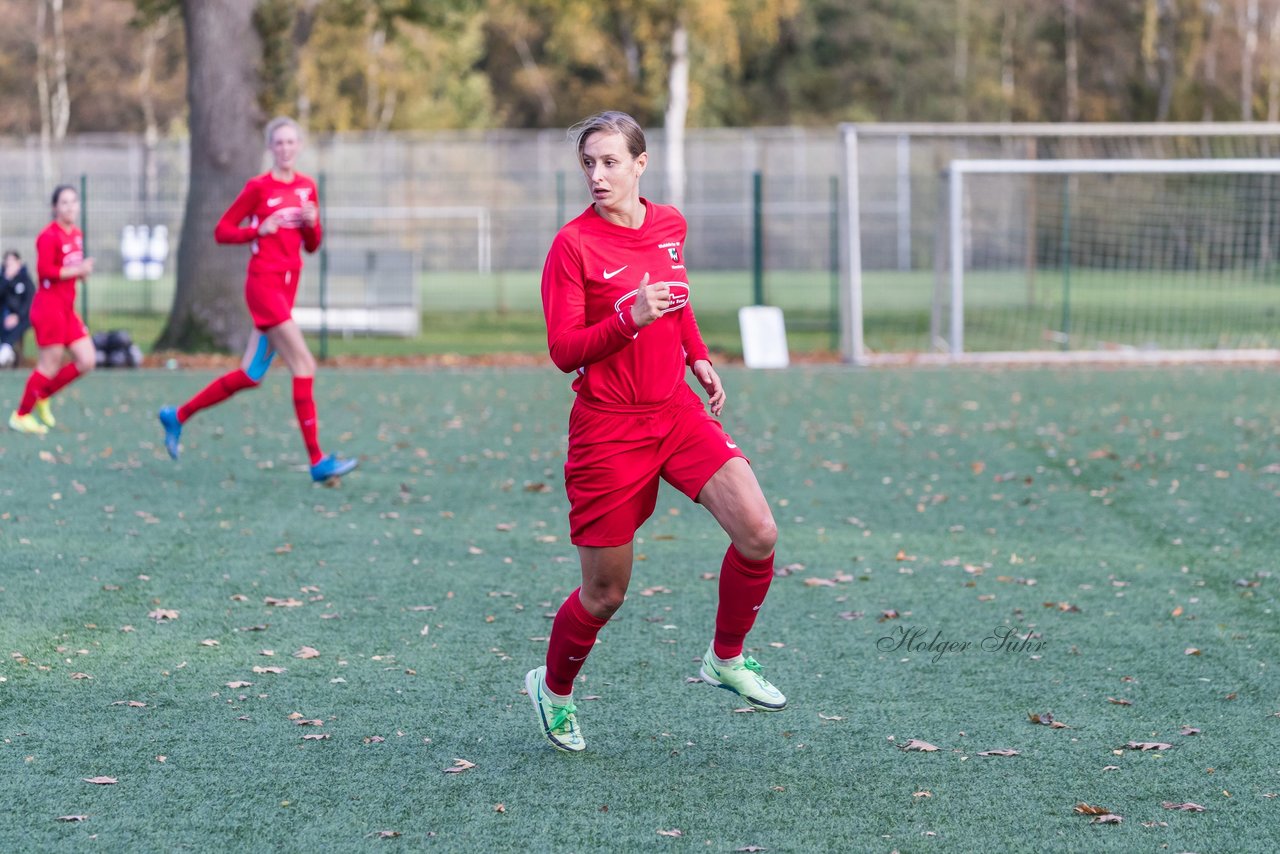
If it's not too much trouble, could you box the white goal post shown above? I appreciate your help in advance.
[840,122,1280,365]
[945,158,1280,361]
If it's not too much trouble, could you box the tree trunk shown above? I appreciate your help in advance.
[1268,5,1280,121]
[1203,2,1219,121]
[1063,0,1079,121]
[955,0,969,121]
[665,21,688,209]
[1000,2,1016,121]
[1156,0,1175,121]
[1241,0,1260,120]
[36,0,53,186]
[156,0,263,352]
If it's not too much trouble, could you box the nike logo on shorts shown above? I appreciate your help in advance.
[568,655,586,661]
[603,266,628,279]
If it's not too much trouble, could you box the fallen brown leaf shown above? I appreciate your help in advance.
[656,829,682,838]
[1185,647,1201,656]
[1179,726,1202,736]
[1090,814,1123,824]
[56,815,89,822]
[1028,712,1070,728]
[1073,803,1112,816]
[1125,741,1173,751]
[147,609,179,621]
[1107,697,1133,706]
[900,739,940,752]
[293,646,320,659]
[1161,801,1206,812]
[494,804,506,813]
[372,831,400,839]
[110,701,146,708]
[252,666,286,674]
[295,719,323,727]
[444,758,475,774]
[301,733,330,741]
[977,749,1020,756]
[264,597,304,608]
[83,776,117,785]
[225,681,253,689]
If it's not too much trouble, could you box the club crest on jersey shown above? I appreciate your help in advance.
[613,282,689,316]
[297,188,312,203]
[668,247,680,263]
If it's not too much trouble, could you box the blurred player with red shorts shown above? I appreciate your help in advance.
[158,117,356,483]
[9,185,96,435]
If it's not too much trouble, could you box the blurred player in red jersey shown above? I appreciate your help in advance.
[9,185,95,435]
[525,112,785,753]
[158,117,356,483]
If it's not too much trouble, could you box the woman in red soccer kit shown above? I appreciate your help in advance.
[158,117,356,483]
[525,111,785,752]
[9,185,96,435]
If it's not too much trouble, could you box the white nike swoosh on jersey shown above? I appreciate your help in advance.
[726,441,738,449]
[267,197,283,207]
[603,266,628,279]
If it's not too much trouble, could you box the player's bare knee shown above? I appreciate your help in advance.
[582,585,626,618]
[75,356,95,374]
[737,516,778,560]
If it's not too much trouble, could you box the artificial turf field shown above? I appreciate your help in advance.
[1,364,1278,852]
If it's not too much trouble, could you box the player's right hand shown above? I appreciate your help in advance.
[79,257,95,276]
[258,213,283,236]
[630,273,670,327]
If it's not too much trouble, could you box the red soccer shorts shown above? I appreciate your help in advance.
[30,289,89,347]
[245,268,300,330]
[564,383,749,547]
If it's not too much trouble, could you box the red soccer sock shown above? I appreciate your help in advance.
[713,545,775,660]
[177,369,258,423]
[16,370,53,416]
[41,363,82,399]
[544,588,608,695]
[292,376,322,466]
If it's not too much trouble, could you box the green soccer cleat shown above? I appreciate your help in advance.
[33,398,55,428]
[525,665,585,752]
[9,410,48,435]
[699,644,787,711]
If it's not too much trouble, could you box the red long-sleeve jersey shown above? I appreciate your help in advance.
[541,200,711,407]
[35,221,84,294]
[214,172,322,273]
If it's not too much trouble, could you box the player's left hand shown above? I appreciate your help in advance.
[692,359,724,416]
[301,202,319,227]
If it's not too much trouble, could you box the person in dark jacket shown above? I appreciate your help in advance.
[0,250,34,367]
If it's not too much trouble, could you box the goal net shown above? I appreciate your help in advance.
[939,158,1280,360]
[840,123,1280,364]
